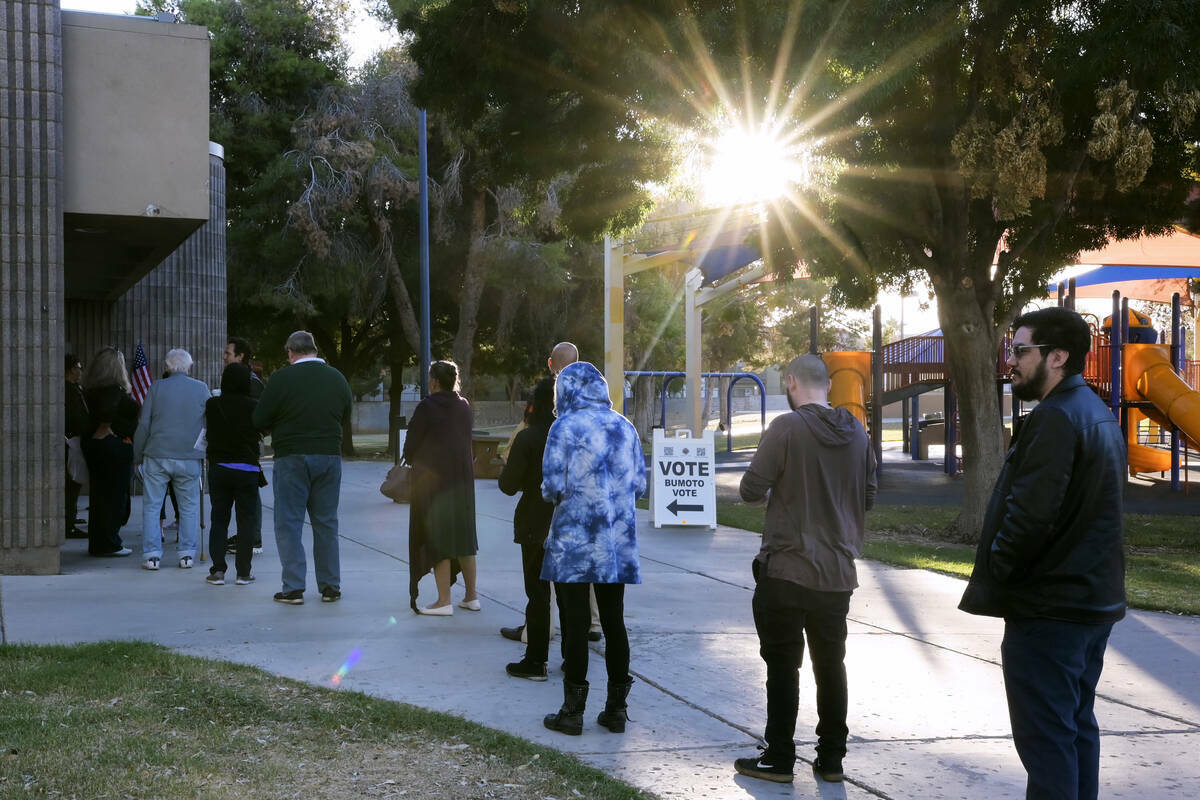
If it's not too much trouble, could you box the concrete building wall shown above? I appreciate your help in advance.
[60,11,209,221]
[110,149,227,389]
[0,0,65,573]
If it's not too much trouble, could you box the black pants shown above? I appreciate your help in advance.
[557,582,629,686]
[81,435,132,555]
[752,569,852,767]
[207,465,259,578]
[520,541,551,663]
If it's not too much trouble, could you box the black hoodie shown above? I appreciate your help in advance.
[205,363,261,466]
[740,403,877,592]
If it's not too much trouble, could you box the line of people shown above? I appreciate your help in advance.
[64,307,1123,799]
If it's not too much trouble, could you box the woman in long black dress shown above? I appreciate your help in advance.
[402,360,479,615]
[81,347,139,557]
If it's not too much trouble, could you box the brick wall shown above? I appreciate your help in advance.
[0,0,64,573]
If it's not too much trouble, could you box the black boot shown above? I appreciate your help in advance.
[596,678,633,733]
[543,679,588,735]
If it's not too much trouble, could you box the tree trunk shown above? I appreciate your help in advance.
[630,374,656,439]
[935,285,1005,542]
[718,375,732,430]
[453,189,489,397]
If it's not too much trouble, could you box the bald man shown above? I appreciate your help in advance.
[548,342,579,375]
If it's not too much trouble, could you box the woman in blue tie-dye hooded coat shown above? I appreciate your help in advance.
[540,361,646,736]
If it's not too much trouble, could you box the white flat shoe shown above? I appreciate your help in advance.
[418,604,453,616]
[458,599,481,612]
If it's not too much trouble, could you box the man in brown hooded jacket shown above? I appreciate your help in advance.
[735,354,877,785]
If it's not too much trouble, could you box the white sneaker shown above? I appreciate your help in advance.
[142,557,160,571]
[178,556,194,569]
[252,546,264,555]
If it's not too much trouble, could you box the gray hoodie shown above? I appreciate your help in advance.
[739,404,877,592]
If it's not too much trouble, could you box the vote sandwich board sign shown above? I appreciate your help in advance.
[651,429,717,529]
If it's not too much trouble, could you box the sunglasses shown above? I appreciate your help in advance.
[1008,343,1054,359]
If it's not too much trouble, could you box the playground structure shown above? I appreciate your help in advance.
[603,207,1200,491]
[850,288,1200,490]
[624,371,767,453]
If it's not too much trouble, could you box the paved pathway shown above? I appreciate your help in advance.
[2,461,1198,798]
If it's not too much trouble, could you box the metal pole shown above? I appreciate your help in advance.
[809,306,819,354]
[685,270,703,436]
[872,305,883,470]
[603,236,625,411]
[1067,278,1077,310]
[1110,291,1121,421]
[418,110,432,398]
[1172,293,1182,491]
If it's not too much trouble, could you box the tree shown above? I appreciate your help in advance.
[406,1,1200,538]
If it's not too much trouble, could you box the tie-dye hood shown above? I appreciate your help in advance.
[540,362,646,584]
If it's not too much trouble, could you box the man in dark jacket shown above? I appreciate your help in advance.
[735,354,877,785]
[960,307,1125,800]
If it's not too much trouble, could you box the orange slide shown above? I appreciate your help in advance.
[1123,344,1200,475]
[824,352,871,428]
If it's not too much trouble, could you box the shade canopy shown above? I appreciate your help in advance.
[1048,229,1200,306]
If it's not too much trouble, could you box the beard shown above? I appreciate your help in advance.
[787,390,799,411]
[1012,358,1048,402]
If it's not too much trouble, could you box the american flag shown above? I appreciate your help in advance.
[130,342,153,406]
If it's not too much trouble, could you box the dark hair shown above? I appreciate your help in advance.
[227,336,253,361]
[1012,307,1091,376]
[65,353,80,372]
[430,360,459,392]
[220,361,252,397]
[530,377,555,426]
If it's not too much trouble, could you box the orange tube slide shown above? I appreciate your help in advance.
[1123,344,1200,471]
[824,352,871,428]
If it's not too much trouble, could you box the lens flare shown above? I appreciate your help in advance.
[331,647,363,687]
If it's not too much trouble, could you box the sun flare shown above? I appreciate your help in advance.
[701,125,809,206]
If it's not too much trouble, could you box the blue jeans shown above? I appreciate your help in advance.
[1002,617,1114,800]
[140,457,202,559]
[272,455,342,594]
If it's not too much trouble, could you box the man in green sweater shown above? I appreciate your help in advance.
[253,331,353,605]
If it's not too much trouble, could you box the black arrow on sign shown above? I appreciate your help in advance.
[667,500,704,515]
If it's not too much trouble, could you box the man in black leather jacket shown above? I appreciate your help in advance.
[960,307,1125,800]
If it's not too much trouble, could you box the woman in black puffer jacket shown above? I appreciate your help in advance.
[204,362,262,585]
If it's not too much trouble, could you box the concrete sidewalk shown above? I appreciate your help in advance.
[2,460,1198,799]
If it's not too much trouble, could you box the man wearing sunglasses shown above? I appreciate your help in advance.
[960,307,1126,800]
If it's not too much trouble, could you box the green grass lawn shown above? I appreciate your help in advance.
[716,502,1200,616]
[0,642,651,800]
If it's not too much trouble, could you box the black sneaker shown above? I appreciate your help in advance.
[500,625,524,642]
[274,590,304,605]
[812,756,844,783]
[320,587,341,603]
[205,571,225,585]
[734,749,793,783]
[505,659,548,681]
